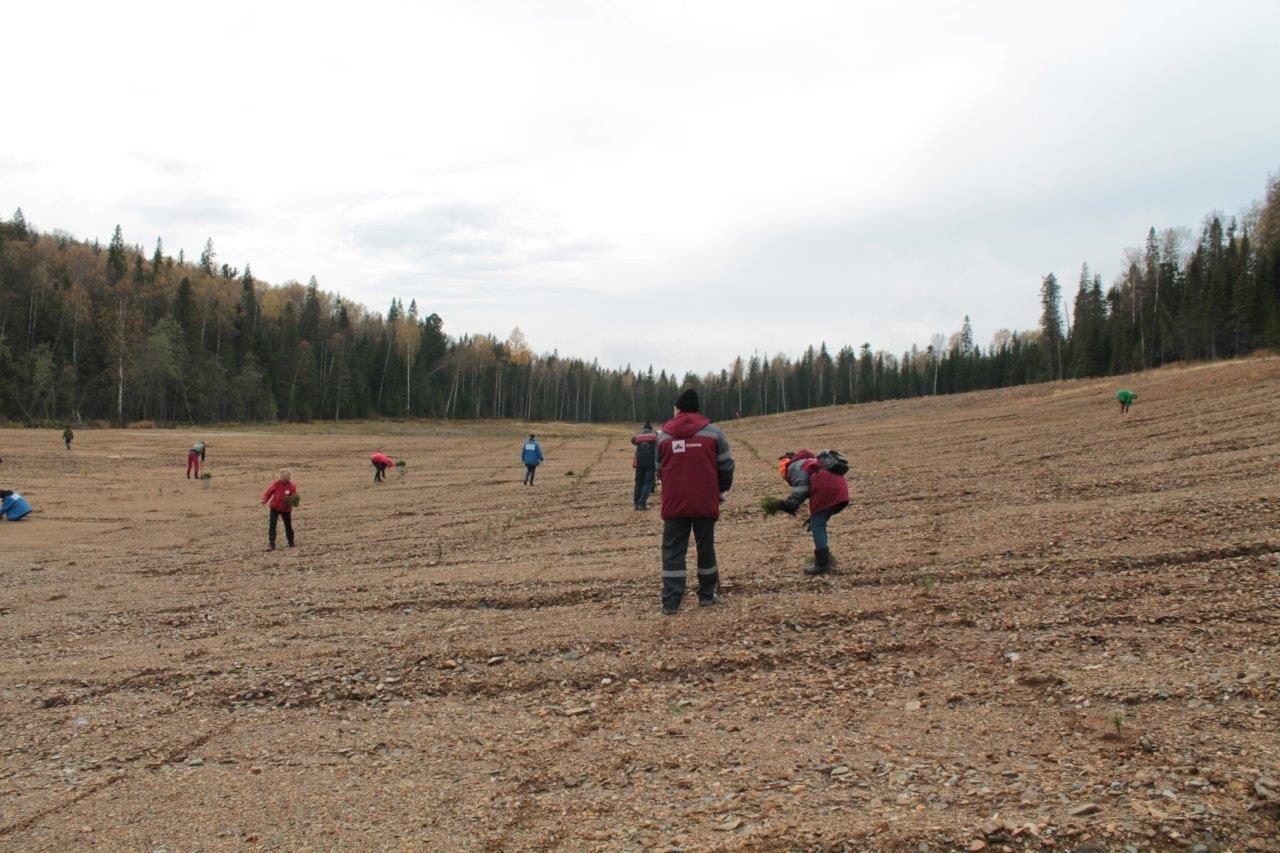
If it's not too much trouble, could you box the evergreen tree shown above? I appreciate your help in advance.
[1039,273,1064,379]
[106,225,128,284]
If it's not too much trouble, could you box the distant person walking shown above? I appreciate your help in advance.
[656,388,734,614]
[260,468,299,550]
[772,449,850,576]
[62,426,74,450]
[631,421,658,510]
[186,441,207,479]
[1117,389,1138,415]
[521,434,544,485]
[371,452,395,484]
[0,489,33,521]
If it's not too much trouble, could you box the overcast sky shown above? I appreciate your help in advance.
[4,1,1277,373]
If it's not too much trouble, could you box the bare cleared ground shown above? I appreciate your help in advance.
[2,358,1279,851]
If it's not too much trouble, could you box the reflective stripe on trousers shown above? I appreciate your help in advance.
[661,517,718,609]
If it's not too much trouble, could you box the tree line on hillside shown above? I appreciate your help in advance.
[1,173,1277,425]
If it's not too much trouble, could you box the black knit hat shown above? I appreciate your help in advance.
[675,388,700,413]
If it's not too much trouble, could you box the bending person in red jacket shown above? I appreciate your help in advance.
[656,388,734,615]
[371,452,395,484]
[260,468,299,551]
[775,450,850,575]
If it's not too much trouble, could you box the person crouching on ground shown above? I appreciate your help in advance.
[260,468,299,551]
[521,434,544,485]
[656,388,734,614]
[186,441,207,479]
[631,420,658,510]
[773,450,850,575]
[371,452,395,483]
[1117,389,1138,415]
[0,489,33,521]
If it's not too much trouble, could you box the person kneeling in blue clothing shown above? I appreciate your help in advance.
[1,489,33,521]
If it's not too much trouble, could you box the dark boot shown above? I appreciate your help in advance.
[804,547,832,576]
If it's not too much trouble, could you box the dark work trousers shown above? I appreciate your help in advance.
[633,467,655,508]
[373,462,388,482]
[524,464,538,485]
[661,517,719,610]
[269,509,295,547]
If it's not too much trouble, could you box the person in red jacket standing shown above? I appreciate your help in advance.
[774,450,850,575]
[260,468,299,551]
[656,388,734,614]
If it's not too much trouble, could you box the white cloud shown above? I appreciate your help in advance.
[3,0,1277,371]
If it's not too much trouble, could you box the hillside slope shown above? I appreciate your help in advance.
[1,358,1278,848]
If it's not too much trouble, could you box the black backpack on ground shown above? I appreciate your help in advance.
[816,449,849,476]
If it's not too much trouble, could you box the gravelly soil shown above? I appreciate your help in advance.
[1,358,1278,851]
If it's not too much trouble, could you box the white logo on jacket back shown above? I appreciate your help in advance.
[672,440,685,453]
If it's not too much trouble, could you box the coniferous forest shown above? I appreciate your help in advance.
[2,174,1278,426]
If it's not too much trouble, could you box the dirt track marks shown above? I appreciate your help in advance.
[3,360,1280,847]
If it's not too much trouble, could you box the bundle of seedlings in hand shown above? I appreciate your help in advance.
[760,495,785,516]
[286,493,302,508]
[394,460,406,468]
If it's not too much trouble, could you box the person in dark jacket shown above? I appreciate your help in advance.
[62,426,74,450]
[656,389,734,614]
[775,450,850,575]
[521,435,544,485]
[631,421,658,510]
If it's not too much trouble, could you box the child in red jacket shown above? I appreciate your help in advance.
[260,468,299,551]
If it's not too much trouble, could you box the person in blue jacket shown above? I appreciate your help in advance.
[521,434,544,485]
[1,489,33,521]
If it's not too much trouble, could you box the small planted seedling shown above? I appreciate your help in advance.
[760,495,784,516]
[915,575,937,594]
[1109,712,1124,738]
